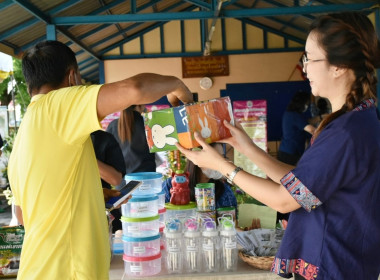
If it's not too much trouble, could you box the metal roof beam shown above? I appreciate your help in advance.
[12,0,52,23]
[12,0,100,60]
[53,11,211,25]
[82,67,99,78]
[260,0,313,20]
[0,0,13,10]
[80,61,97,72]
[90,1,185,50]
[222,3,375,17]
[68,0,162,43]
[99,21,167,55]
[90,0,125,15]
[232,2,308,34]
[183,0,211,10]
[221,0,240,8]
[0,0,80,41]
[98,3,197,55]
[52,3,376,25]
[238,17,305,45]
[98,0,127,39]
[78,57,95,67]
[103,46,304,60]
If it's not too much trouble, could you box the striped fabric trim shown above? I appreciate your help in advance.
[272,257,319,280]
[353,98,375,112]
[280,171,322,212]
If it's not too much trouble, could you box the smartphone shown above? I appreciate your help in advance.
[105,180,142,210]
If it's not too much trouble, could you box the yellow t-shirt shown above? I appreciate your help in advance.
[8,85,110,280]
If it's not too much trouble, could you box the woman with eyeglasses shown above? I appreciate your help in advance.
[176,12,380,280]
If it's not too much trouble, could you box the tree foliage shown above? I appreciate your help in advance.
[0,57,30,116]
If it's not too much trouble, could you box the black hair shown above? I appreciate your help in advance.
[185,143,227,202]
[22,40,78,95]
[286,91,310,113]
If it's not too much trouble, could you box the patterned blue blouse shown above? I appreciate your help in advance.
[272,100,380,280]
[162,177,237,210]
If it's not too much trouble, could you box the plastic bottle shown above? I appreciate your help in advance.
[164,220,183,274]
[220,219,238,272]
[201,220,219,272]
[183,219,202,273]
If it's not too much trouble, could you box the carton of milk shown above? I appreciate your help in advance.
[143,96,234,152]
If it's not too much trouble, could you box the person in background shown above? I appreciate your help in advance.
[8,40,192,279]
[162,143,237,210]
[177,12,380,280]
[106,105,155,177]
[91,130,126,232]
[309,96,331,126]
[277,90,316,165]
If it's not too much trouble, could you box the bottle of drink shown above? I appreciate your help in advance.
[164,220,183,274]
[183,219,202,273]
[220,219,238,272]
[201,220,219,272]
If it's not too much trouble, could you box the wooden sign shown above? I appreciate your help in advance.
[182,55,229,78]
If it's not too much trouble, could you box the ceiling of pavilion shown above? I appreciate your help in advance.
[0,0,377,83]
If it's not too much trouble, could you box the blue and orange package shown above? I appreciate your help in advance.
[143,96,234,152]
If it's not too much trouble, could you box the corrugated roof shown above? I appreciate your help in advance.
[0,0,377,83]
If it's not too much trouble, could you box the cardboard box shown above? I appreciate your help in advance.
[0,226,24,278]
[143,97,233,152]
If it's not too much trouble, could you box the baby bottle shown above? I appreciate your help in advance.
[201,220,219,273]
[219,219,238,272]
[164,220,183,274]
[183,219,202,273]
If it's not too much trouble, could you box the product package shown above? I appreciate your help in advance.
[143,96,234,152]
[0,226,24,278]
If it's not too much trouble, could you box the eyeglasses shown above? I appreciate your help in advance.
[302,54,326,73]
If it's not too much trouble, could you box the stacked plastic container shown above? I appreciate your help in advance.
[164,214,237,274]
[121,172,164,277]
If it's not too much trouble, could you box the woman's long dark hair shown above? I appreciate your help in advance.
[186,160,226,202]
[310,12,380,139]
[118,106,136,143]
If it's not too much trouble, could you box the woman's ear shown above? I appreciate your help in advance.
[332,66,348,78]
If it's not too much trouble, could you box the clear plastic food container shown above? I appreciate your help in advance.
[165,202,196,223]
[121,195,158,218]
[123,252,161,276]
[125,172,163,194]
[156,189,166,209]
[122,234,161,257]
[158,207,166,228]
[121,215,160,237]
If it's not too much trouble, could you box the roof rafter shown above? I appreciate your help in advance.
[0,0,80,41]
[12,0,100,60]
[51,3,376,25]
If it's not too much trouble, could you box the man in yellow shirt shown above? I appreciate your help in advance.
[8,40,192,279]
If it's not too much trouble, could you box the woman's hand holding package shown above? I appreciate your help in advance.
[175,132,226,170]
[222,119,293,183]
[219,120,256,155]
